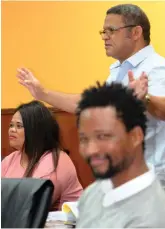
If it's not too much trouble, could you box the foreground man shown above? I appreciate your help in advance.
[76,82,165,228]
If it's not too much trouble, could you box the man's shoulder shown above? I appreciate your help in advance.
[134,178,165,214]
[128,179,165,227]
[78,181,101,205]
[146,50,165,67]
[82,180,100,195]
[134,50,165,79]
[151,178,165,202]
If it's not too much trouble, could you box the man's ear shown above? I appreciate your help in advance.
[132,26,143,41]
[129,126,144,148]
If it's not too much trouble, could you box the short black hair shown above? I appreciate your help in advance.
[76,82,147,149]
[14,100,61,177]
[106,4,150,45]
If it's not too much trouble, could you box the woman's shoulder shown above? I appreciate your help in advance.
[56,151,79,180]
[1,151,21,176]
[40,150,73,165]
[2,151,21,164]
[58,151,76,169]
[33,150,64,177]
[33,150,77,178]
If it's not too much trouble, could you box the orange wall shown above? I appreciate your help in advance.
[2,1,165,108]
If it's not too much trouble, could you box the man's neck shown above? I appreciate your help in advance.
[119,42,148,63]
[111,162,149,188]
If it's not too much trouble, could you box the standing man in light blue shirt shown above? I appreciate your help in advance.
[102,4,165,184]
[17,4,165,184]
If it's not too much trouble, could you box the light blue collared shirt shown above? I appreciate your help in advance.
[106,45,165,181]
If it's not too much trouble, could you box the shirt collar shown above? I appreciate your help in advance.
[110,45,154,70]
[101,164,156,207]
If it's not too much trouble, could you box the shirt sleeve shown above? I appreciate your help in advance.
[42,153,83,210]
[55,155,83,203]
[41,172,62,210]
[1,153,16,177]
[148,66,165,96]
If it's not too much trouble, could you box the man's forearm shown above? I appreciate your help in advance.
[41,90,81,114]
[147,95,165,120]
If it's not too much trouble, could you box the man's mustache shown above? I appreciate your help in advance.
[86,154,112,165]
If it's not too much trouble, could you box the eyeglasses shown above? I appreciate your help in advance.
[99,25,137,37]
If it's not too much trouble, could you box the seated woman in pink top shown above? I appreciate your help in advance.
[1,100,83,210]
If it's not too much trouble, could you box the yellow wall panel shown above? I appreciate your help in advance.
[2,1,165,108]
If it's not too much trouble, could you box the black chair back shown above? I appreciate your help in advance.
[1,178,54,228]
